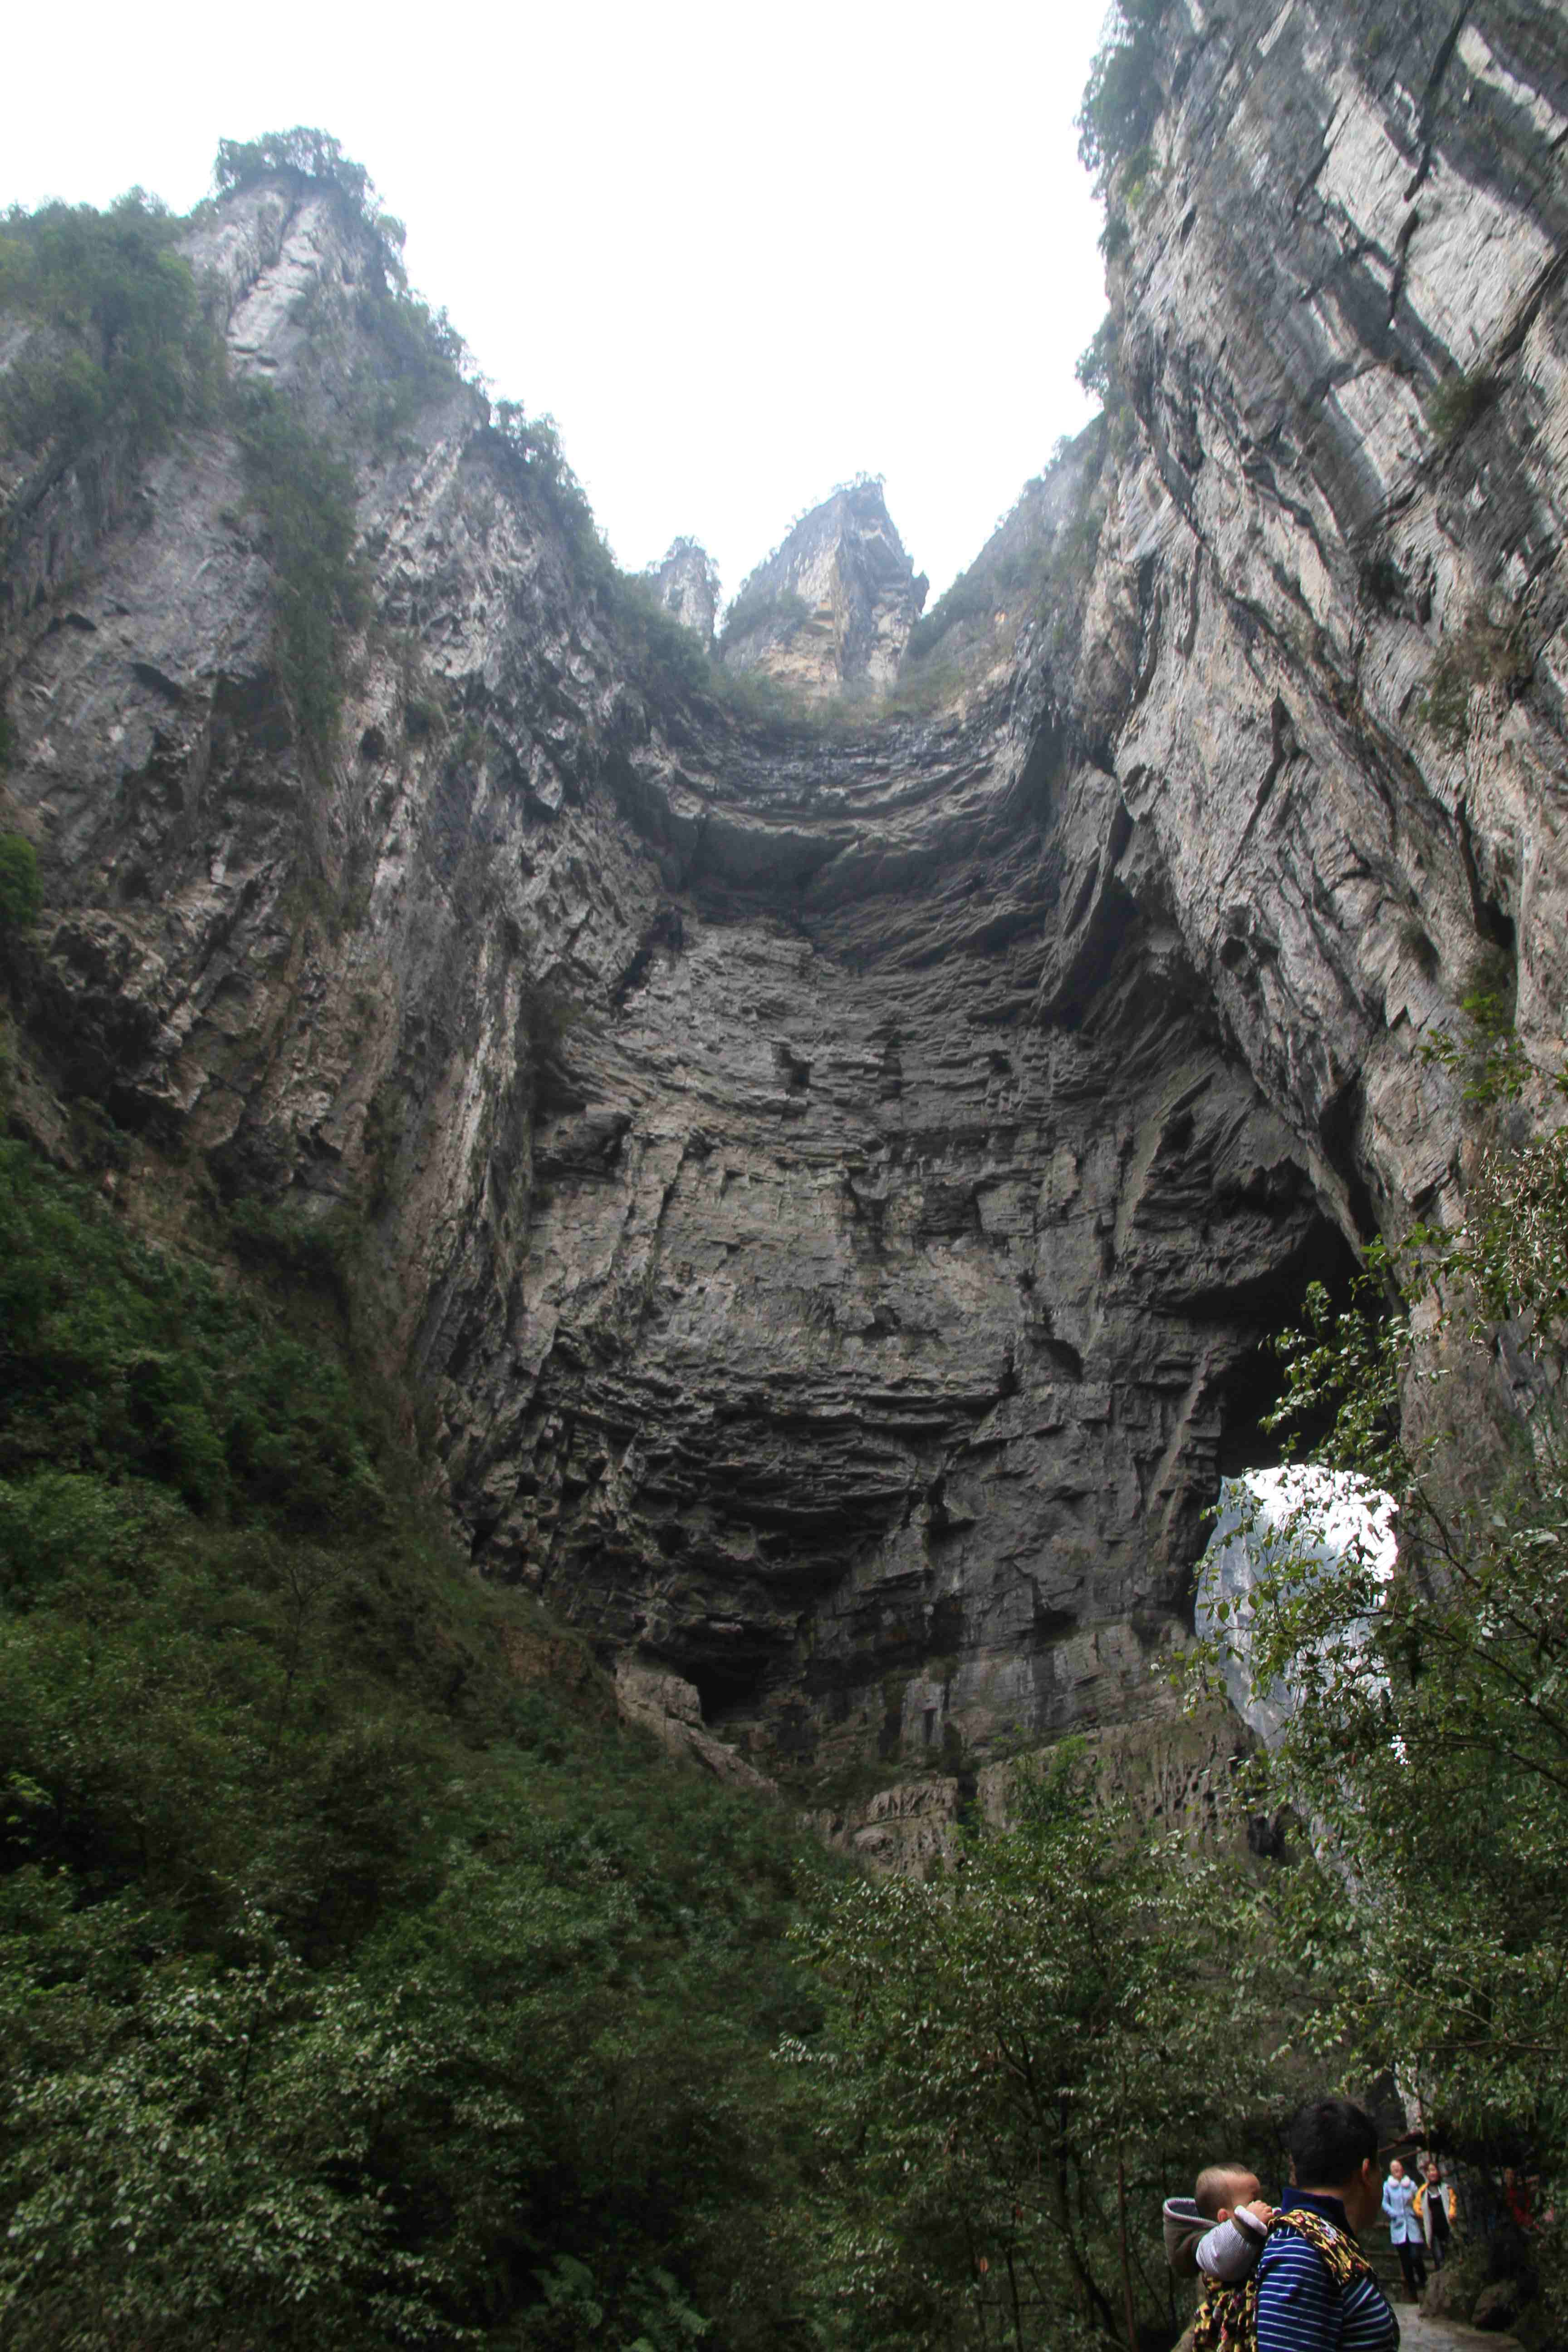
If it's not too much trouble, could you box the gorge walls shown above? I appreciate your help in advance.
[1,0,1564,1810]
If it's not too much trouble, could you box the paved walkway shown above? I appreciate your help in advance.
[1397,2308,1519,2352]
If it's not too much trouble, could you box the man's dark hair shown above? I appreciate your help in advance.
[1288,2098,1379,2187]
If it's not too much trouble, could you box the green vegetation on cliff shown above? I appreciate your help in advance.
[1216,1102,1568,2153]
[0,1140,835,2350]
[233,384,369,764]
[0,191,222,466]
[791,1750,1285,2352]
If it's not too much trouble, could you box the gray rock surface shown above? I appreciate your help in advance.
[720,479,928,696]
[645,538,718,648]
[3,0,1566,1803]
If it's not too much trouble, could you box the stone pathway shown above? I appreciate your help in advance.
[1396,2307,1519,2352]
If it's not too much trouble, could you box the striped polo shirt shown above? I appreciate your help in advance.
[1255,2191,1400,2352]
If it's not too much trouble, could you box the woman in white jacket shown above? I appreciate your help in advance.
[1383,2158,1426,2298]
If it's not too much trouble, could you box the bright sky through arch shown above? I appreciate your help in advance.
[5,0,1111,609]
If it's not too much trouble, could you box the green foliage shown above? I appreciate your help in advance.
[1193,1088,1568,2195]
[0,191,222,464]
[1416,946,1528,1106]
[232,382,369,765]
[0,833,41,931]
[718,585,812,653]
[491,400,614,594]
[226,1195,358,1305]
[906,543,1046,665]
[1426,367,1500,446]
[214,135,470,442]
[788,1749,1280,2350]
[880,659,965,719]
[0,1135,838,2347]
[361,1075,407,1211]
[905,461,1103,669]
[352,282,471,441]
[608,572,715,700]
[1419,599,1530,752]
[213,129,407,268]
[0,1142,379,1525]
[1077,1,1167,191]
[1075,312,1132,427]
[490,399,717,720]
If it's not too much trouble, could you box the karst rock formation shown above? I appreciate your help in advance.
[2,0,1565,1854]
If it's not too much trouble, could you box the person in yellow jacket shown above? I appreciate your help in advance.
[1414,2160,1459,2271]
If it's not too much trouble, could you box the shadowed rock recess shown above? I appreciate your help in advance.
[3,0,1566,1834]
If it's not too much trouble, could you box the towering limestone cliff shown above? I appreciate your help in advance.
[646,538,719,649]
[719,480,928,696]
[2,0,1565,1818]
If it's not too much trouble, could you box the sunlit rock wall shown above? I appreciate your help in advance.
[720,479,928,696]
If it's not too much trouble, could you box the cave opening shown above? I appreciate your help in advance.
[1213,1205,1365,1483]
[685,1651,774,1726]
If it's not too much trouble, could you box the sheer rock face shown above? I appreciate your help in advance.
[1077,0,1568,1259]
[2,0,1567,1795]
[645,540,717,648]
[720,481,928,696]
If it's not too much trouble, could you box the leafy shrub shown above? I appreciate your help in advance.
[0,1142,379,1524]
[0,191,222,464]
[0,1134,839,2347]
[1419,599,1530,751]
[361,1075,407,1211]
[1075,310,1123,407]
[0,834,40,931]
[213,133,472,442]
[905,461,1102,668]
[490,400,614,595]
[232,382,369,764]
[790,1748,1286,2347]
[1426,367,1499,446]
[1195,1089,1568,2193]
[717,585,811,652]
[1077,0,1167,191]
[213,128,406,260]
[605,570,714,700]
[352,284,470,441]
[1416,942,1527,1107]
[226,1196,358,1306]
[881,659,965,718]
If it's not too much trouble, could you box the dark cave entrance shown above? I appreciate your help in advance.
[1166,1201,1367,1638]
[1212,1205,1365,1481]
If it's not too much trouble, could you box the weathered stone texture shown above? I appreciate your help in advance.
[720,480,928,696]
[2,0,1565,1803]
[645,539,718,648]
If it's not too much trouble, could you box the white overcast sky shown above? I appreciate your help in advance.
[6,0,1111,607]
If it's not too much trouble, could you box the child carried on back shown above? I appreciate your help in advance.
[1163,2164,1276,2284]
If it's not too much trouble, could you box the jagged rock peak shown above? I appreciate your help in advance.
[643,538,719,649]
[720,476,928,698]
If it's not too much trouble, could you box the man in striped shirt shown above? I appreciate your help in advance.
[1256,2099,1401,2352]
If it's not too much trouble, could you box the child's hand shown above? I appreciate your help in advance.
[1246,2201,1275,2225]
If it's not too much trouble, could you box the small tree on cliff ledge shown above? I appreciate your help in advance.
[1077,0,1168,190]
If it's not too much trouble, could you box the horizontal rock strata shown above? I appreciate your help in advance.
[2,0,1565,1799]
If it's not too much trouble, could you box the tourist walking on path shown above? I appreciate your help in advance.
[1384,2160,1427,2299]
[1255,2098,1400,2352]
[1414,2163,1456,2272]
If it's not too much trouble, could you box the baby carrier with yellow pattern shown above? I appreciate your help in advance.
[1190,2209,1374,2352]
